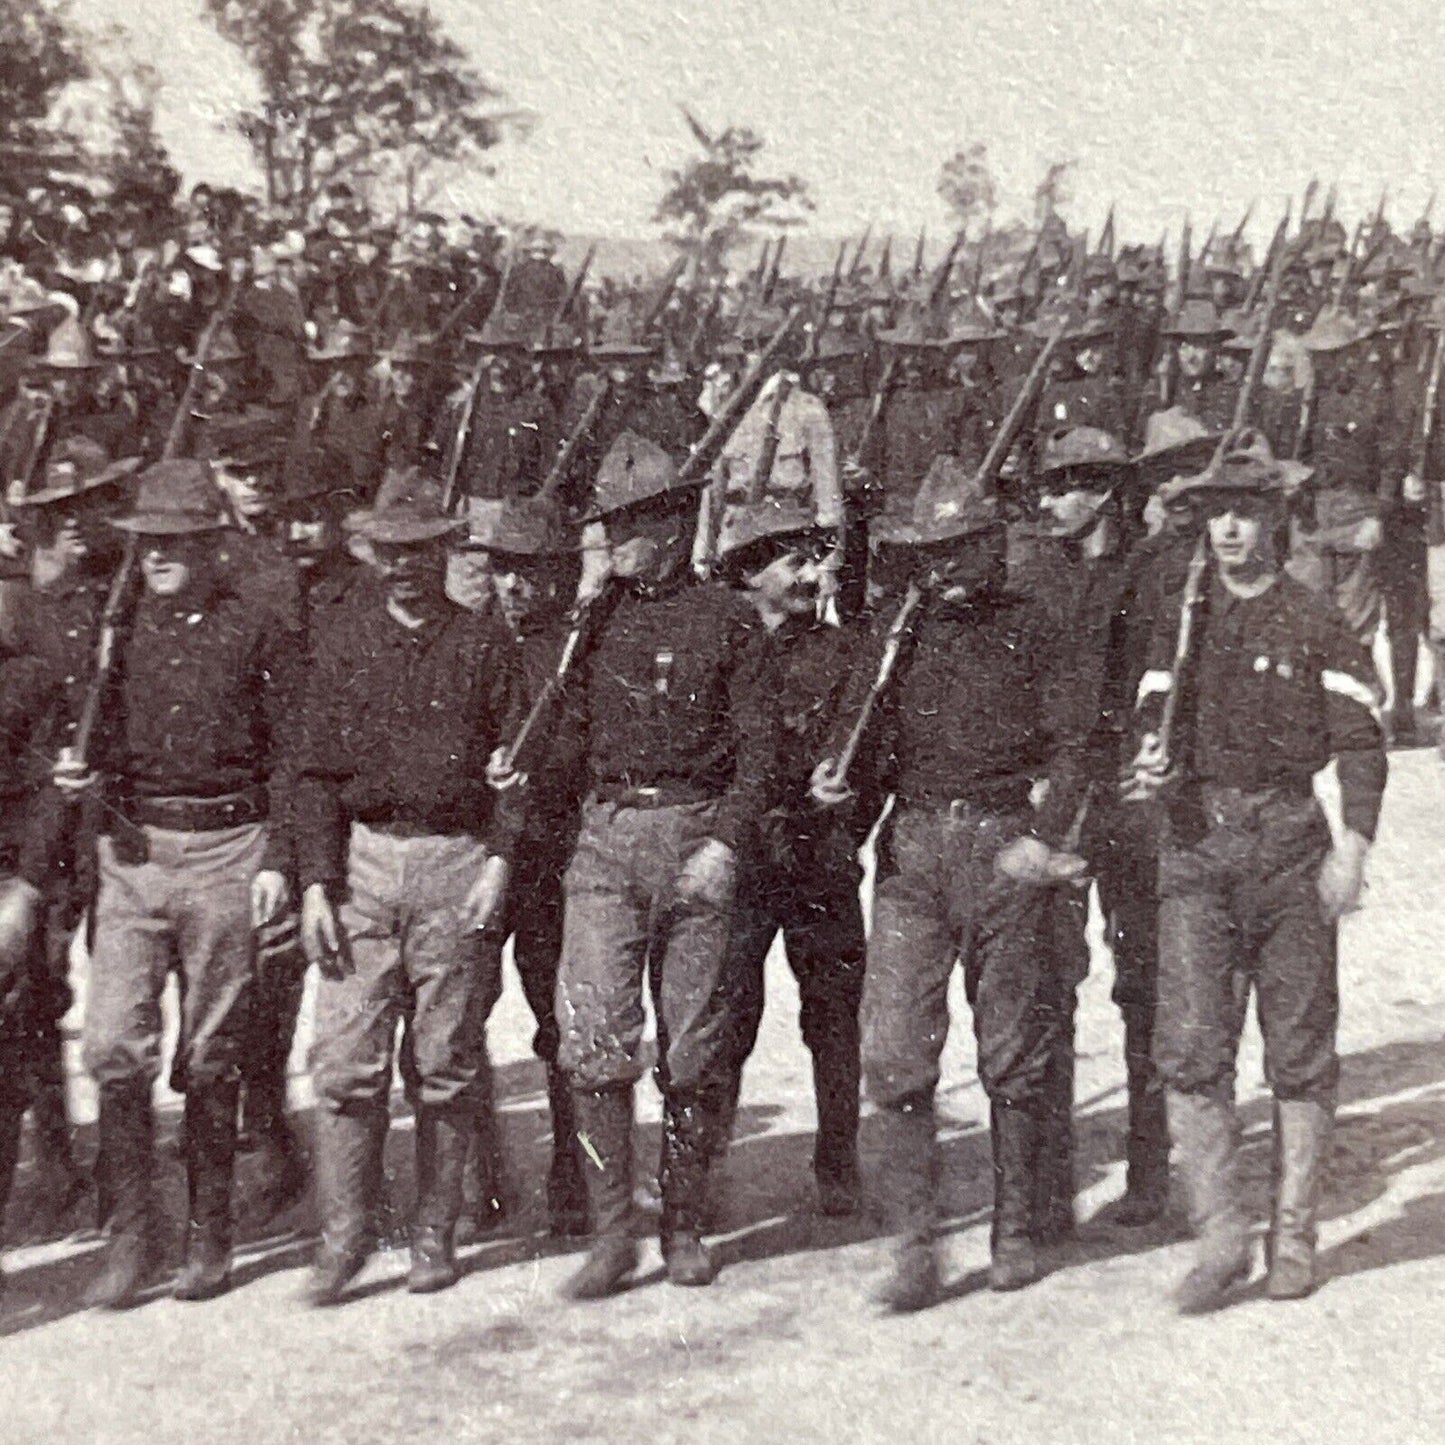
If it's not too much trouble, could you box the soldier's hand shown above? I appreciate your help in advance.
[995,835,1083,886]
[52,751,98,796]
[463,854,510,934]
[1402,471,1428,505]
[810,758,854,808]
[301,882,347,979]
[486,746,527,793]
[251,869,290,928]
[0,878,42,971]
[1120,732,1170,802]
[675,839,736,911]
[1317,830,1369,921]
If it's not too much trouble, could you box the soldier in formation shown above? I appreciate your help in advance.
[0,185,1435,1326]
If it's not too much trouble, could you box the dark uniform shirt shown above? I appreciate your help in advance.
[571,577,775,854]
[1139,573,1387,838]
[93,584,297,808]
[846,589,1087,841]
[293,591,526,888]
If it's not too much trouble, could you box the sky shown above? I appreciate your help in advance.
[65,0,1445,250]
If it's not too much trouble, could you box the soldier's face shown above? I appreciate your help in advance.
[214,462,274,522]
[490,556,559,628]
[1178,343,1211,378]
[445,547,493,614]
[44,495,120,565]
[747,544,825,618]
[374,538,445,606]
[608,506,692,583]
[1206,500,1275,573]
[141,534,210,597]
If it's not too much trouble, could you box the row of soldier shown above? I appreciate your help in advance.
[0,192,1420,1318]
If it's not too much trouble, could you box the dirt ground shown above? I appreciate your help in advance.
[4,751,1445,1444]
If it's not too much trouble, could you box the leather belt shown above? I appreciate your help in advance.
[590,782,719,811]
[119,788,267,833]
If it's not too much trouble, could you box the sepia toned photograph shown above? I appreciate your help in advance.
[1,1,1443,1439]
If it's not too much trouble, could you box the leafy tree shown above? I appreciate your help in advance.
[0,0,86,146]
[937,142,997,228]
[203,0,530,223]
[655,109,814,274]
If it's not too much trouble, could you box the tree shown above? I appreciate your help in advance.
[203,0,531,223]
[0,0,86,144]
[1033,157,1076,227]
[654,109,814,274]
[88,51,180,235]
[937,142,997,228]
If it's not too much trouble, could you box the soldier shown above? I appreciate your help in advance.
[711,498,868,1215]
[812,458,1089,1311]
[1289,309,1390,652]
[1128,444,1387,1312]
[294,466,522,1305]
[1164,299,1241,434]
[5,438,141,1234]
[542,429,775,1299]
[1009,425,1138,1243]
[464,496,590,1237]
[33,460,297,1308]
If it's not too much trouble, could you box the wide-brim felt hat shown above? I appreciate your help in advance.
[1301,306,1370,352]
[462,495,579,555]
[344,464,462,543]
[871,455,1002,547]
[586,430,702,521]
[111,459,229,535]
[1163,430,1313,502]
[716,499,828,573]
[11,451,141,510]
[1040,425,1130,477]
[1162,298,1235,340]
[1133,407,1224,485]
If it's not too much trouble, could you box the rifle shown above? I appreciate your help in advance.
[1144,534,1211,786]
[514,310,806,740]
[1159,217,1192,404]
[496,591,602,776]
[763,235,787,302]
[440,246,517,514]
[1413,326,1445,545]
[535,377,612,503]
[641,255,688,339]
[67,274,242,771]
[927,228,967,320]
[828,578,924,785]
[1241,202,1290,313]
[911,228,927,282]
[691,307,805,566]
[876,235,893,283]
[555,243,597,326]
[826,286,1084,790]
[1229,212,1292,435]
[742,372,794,504]
[848,225,873,282]
[812,240,849,355]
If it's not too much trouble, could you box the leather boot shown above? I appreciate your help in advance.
[0,1086,24,1243]
[307,1104,387,1307]
[174,1080,239,1301]
[660,1090,725,1287]
[545,1066,588,1238]
[84,1080,160,1310]
[410,1105,469,1293]
[1167,1089,1252,1314]
[1032,1024,1076,1245]
[873,1096,940,1312]
[1111,1006,1171,1226]
[812,1035,862,1218]
[991,1100,1043,1291]
[458,1064,506,1243]
[1267,1096,1333,1301]
[30,1073,87,1235]
[561,1087,639,1300]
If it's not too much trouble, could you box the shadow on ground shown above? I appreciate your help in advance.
[5,1034,1445,1332]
